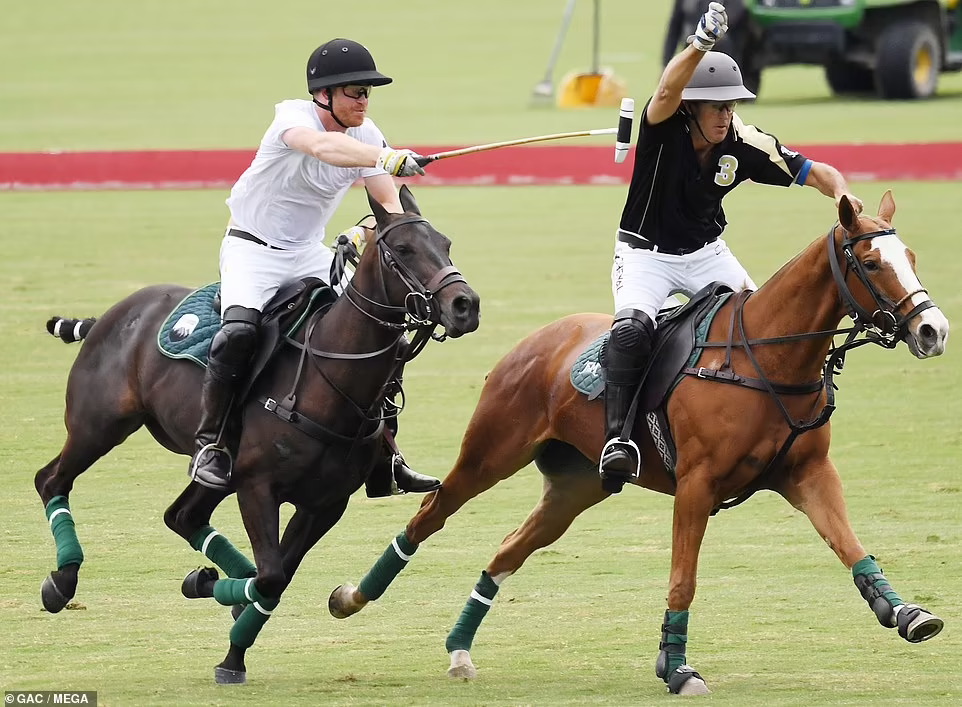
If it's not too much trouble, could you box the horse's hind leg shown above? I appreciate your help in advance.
[447,469,608,679]
[329,392,546,619]
[35,403,143,613]
[777,456,944,644]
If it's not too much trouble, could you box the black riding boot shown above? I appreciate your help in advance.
[365,370,441,498]
[189,369,240,490]
[599,309,655,494]
[188,305,260,490]
[365,428,442,498]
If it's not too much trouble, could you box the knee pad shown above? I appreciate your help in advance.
[608,309,655,358]
[209,306,260,380]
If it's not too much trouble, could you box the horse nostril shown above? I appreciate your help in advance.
[919,323,937,344]
[452,294,472,317]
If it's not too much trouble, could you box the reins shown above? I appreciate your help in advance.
[699,223,937,513]
[260,214,466,445]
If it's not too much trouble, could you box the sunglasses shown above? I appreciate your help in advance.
[705,101,738,113]
[341,85,373,100]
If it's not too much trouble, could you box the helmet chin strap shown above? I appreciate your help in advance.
[683,102,723,146]
[313,90,351,130]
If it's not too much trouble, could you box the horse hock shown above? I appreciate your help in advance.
[853,555,944,643]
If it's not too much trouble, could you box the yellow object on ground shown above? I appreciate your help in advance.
[557,67,626,107]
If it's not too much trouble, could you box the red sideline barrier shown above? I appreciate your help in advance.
[1,143,960,190]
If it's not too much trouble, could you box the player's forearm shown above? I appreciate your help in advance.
[805,161,850,201]
[648,45,704,122]
[657,45,704,103]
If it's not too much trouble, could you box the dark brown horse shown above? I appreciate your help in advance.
[34,185,480,685]
[329,191,949,695]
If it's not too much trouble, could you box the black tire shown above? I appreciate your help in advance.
[825,60,875,95]
[875,21,941,99]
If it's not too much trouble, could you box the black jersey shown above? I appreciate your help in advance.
[619,100,811,253]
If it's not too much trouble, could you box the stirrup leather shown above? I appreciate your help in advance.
[598,437,641,481]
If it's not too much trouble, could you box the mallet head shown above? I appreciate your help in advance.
[614,97,634,164]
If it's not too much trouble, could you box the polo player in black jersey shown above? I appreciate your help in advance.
[599,1,865,492]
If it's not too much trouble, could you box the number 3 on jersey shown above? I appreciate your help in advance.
[714,155,739,187]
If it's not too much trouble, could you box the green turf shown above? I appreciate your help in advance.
[1,183,960,705]
[3,1,961,152]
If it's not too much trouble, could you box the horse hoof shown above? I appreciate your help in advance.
[214,666,246,685]
[329,583,364,619]
[899,605,944,643]
[447,649,477,679]
[230,604,244,621]
[41,574,72,613]
[182,567,219,599]
[667,666,710,696]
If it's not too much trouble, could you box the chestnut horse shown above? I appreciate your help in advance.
[328,191,949,695]
[34,186,480,685]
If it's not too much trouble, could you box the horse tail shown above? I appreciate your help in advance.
[46,316,97,344]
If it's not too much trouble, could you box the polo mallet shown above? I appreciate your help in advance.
[532,0,578,101]
[414,97,634,168]
[614,97,634,163]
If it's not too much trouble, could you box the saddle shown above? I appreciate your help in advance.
[158,277,337,401]
[569,282,734,474]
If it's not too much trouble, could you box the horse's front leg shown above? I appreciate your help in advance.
[180,477,283,685]
[659,471,714,696]
[777,456,944,644]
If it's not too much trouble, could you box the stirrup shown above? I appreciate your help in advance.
[188,443,234,490]
[598,437,641,481]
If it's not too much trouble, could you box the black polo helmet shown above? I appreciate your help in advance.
[306,39,392,94]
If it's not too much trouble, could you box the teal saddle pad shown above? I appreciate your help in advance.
[157,283,221,367]
[570,296,729,399]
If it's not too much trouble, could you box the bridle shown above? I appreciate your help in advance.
[827,224,935,349]
[260,214,468,445]
[340,215,467,352]
[695,223,937,514]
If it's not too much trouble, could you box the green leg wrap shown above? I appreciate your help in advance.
[445,571,500,653]
[358,531,418,601]
[45,496,84,570]
[853,555,904,628]
[188,525,256,578]
[655,610,689,682]
[229,600,280,649]
[213,576,277,609]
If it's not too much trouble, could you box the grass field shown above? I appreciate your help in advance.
[1,182,960,705]
[2,1,961,704]
[3,0,962,152]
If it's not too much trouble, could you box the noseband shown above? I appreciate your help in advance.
[343,216,466,339]
[827,225,936,347]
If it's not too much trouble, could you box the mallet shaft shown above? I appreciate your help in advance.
[415,128,618,167]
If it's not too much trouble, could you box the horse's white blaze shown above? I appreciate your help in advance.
[873,234,949,355]
[873,235,926,308]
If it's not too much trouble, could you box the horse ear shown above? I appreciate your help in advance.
[838,195,859,233]
[366,188,390,227]
[877,189,896,224]
[398,184,421,215]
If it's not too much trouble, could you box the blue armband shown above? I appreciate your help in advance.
[794,159,813,186]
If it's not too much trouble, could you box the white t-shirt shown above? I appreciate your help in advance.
[226,99,388,249]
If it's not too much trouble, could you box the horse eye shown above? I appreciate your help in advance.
[394,244,414,256]
[862,260,880,272]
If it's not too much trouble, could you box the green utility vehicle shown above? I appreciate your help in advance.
[742,0,962,99]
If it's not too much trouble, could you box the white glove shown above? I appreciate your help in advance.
[377,147,426,177]
[689,2,729,52]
